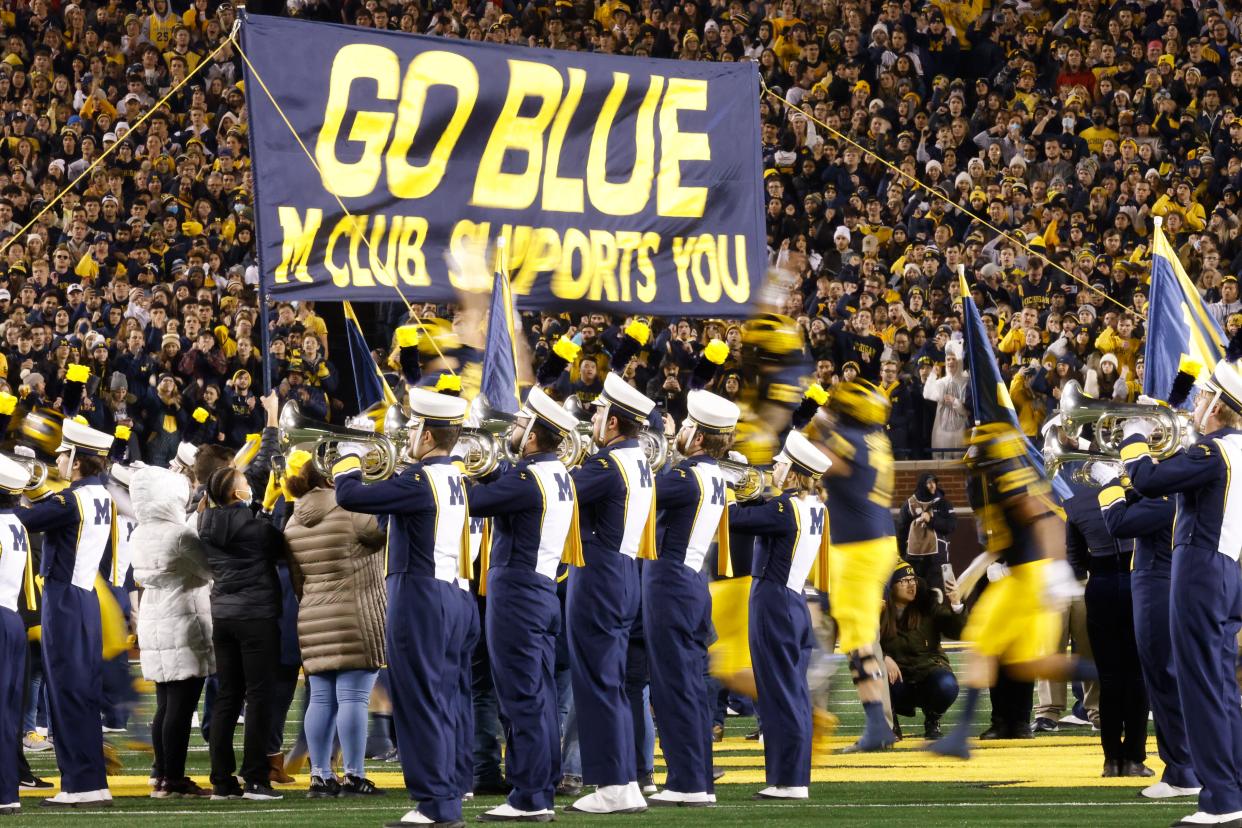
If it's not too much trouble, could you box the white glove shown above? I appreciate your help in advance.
[1088,461,1122,487]
[986,562,1010,583]
[1043,558,1084,612]
[336,442,365,460]
[345,414,376,433]
[1120,417,1157,441]
[1136,395,1159,407]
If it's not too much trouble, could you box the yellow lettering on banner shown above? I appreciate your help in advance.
[587,73,662,217]
[552,228,591,300]
[657,78,710,218]
[542,68,585,213]
[274,206,321,283]
[387,51,479,199]
[513,227,561,295]
[588,230,619,302]
[348,216,374,286]
[473,60,562,210]
[690,233,721,303]
[671,236,693,302]
[324,216,355,288]
[721,234,749,303]
[635,232,659,303]
[397,217,430,286]
[316,45,399,198]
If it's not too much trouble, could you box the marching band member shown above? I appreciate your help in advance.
[0,454,35,816]
[565,371,657,815]
[18,418,117,808]
[645,389,738,807]
[1098,470,1200,799]
[467,387,580,822]
[334,388,472,828]
[1121,356,1242,827]
[728,431,830,801]
[813,380,899,753]
[930,423,1092,760]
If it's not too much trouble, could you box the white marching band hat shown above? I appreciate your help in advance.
[110,461,147,488]
[525,386,579,435]
[594,372,656,422]
[1210,358,1242,413]
[0,453,28,491]
[173,441,198,470]
[59,418,114,456]
[408,386,468,425]
[685,389,740,433]
[782,430,831,478]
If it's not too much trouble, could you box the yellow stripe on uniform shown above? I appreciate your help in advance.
[1097,485,1126,509]
[1119,442,1151,462]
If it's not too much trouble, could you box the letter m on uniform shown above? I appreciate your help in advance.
[710,478,726,506]
[93,498,110,526]
[8,524,26,551]
[554,472,573,502]
[810,507,825,536]
[447,477,466,506]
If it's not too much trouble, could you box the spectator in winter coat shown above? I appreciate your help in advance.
[895,473,957,589]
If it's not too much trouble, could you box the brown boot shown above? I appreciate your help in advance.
[268,753,295,785]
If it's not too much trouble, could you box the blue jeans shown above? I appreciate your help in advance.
[305,669,379,778]
[890,667,959,719]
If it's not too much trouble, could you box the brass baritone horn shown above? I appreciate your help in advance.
[279,401,399,482]
[3,453,47,491]
[718,458,767,502]
[1058,380,1189,460]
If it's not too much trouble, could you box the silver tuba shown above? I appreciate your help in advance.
[279,401,399,482]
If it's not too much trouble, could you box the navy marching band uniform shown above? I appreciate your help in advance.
[468,387,580,820]
[0,455,35,815]
[1099,479,1200,795]
[18,419,117,806]
[1063,476,1148,775]
[728,431,830,800]
[645,390,738,806]
[566,372,656,814]
[1122,358,1242,824]
[335,388,471,828]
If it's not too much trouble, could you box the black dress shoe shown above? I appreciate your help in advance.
[1122,761,1155,778]
[1102,760,1122,778]
[473,780,513,797]
[924,717,943,740]
[978,727,1002,740]
[1006,725,1033,739]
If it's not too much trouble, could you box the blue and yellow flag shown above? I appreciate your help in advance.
[1143,218,1224,408]
[959,272,1069,500]
[343,301,398,417]
[480,268,520,416]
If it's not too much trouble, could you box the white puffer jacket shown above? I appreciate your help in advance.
[131,467,216,683]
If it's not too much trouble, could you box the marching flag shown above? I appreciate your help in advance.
[480,264,521,417]
[958,271,1070,500]
[1143,217,1225,408]
[343,301,398,417]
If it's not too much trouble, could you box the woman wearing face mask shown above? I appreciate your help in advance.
[197,466,287,801]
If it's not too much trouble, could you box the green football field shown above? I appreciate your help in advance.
[13,657,1190,827]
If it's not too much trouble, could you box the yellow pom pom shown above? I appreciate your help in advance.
[1177,354,1203,378]
[0,392,16,416]
[805,383,829,406]
[66,363,90,383]
[624,320,651,346]
[395,326,420,348]
[436,374,462,392]
[553,336,581,363]
[192,407,209,423]
[286,449,312,476]
[114,425,132,441]
[704,338,729,365]
[181,220,203,237]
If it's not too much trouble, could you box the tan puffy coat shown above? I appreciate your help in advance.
[283,487,387,674]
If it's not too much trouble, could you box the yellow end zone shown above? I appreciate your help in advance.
[22,736,1154,797]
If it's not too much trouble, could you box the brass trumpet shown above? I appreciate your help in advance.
[279,401,399,482]
[1058,381,1191,459]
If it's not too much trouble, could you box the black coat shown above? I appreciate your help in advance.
[896,472,957,557]
[198,501,286,621]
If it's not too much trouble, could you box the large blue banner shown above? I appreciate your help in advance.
[241,14,765,315]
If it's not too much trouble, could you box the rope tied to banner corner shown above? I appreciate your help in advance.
[760,83,1141,321]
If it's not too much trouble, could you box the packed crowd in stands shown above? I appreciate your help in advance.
[0,0,1238,468]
